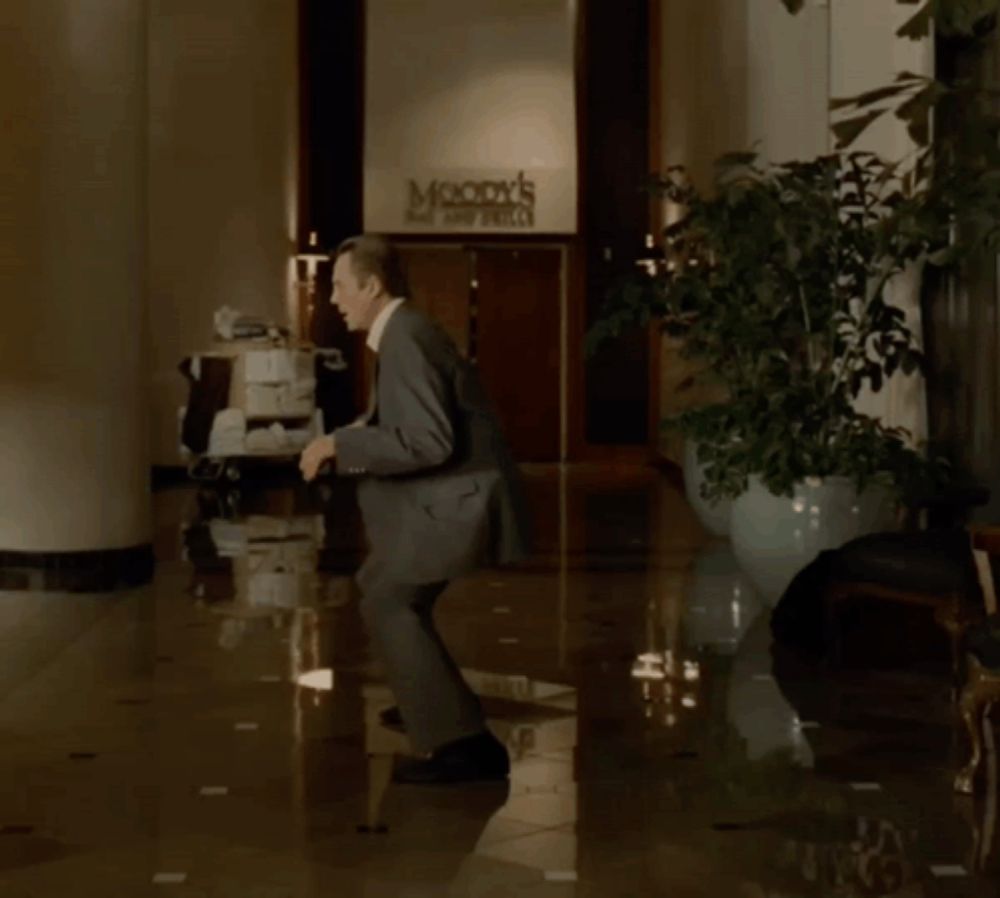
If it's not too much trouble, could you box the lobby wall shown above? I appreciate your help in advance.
[147,0,299,466]
[363,0,577,236]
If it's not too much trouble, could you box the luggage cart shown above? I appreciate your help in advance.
[179,344,345,484]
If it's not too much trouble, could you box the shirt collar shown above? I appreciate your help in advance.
[366,298,406,353]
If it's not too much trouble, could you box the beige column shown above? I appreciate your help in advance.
[147,0,299,465]
[0,0,152,552]
[659,0,750,190]
[745,0,830,163]
[656,0,752,462]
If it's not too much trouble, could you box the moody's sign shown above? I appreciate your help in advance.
[405,172,536,228]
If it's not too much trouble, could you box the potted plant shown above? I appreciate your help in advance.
[778,0,1000,508]
[587,151,949,601]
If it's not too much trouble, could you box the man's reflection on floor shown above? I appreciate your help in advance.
[178,484,585,893]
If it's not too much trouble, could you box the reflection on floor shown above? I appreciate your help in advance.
[0,464,998,896]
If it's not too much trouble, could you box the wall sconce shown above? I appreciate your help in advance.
[631,652,666,681]
[634,232,665,278]
[296,230,328,334]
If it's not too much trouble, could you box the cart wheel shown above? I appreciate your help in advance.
[224,463,241,482]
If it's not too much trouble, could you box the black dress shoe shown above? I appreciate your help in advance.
[379,705,405,732]
[392,731,510,784]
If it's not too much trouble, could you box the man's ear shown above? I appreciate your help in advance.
[365,274,385,298]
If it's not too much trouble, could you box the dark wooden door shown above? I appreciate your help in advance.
[359,245,472,408]
[398,245,472,355]
[474,247,562,462]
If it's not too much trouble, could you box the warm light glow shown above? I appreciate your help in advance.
[631,653,666,682]
[296,230,328,270]
[296,669,334,692]
[632,663,666,682]
[285,256,299,339]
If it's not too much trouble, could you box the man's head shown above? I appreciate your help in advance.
[331,234,408,332]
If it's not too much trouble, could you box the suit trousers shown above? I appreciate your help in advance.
[359,578,485,755]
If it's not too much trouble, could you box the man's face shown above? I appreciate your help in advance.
[331,253,377,332]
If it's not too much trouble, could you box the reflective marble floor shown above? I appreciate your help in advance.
[0,464,997,896]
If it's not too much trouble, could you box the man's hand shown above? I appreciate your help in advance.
[299,435,336,482]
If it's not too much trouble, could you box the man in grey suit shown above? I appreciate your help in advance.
[300,234,531,784]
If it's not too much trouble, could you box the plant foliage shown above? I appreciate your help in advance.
[587,153,950,501]
[787,0,1000,264]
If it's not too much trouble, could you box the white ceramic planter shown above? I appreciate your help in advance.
[730,474,898,606]
[683,541,765,655]
[682,440,732,537]
[725,614,815,767]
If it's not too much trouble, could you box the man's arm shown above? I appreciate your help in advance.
[333,332,454,477]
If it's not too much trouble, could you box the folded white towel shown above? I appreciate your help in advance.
[211,408,247,435]
[287,377,316,401]
[209,520,248,557]
[247,572,302,609]
[243,349,304,384]
[284,428,312,451]
[244,423,287,453]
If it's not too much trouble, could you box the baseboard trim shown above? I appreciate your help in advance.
[0,543,155,593]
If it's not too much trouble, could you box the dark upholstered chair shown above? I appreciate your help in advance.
[823,485,991,674]
[954,525,1000,794]
[821,512,1000,794]
[825,529,983,672]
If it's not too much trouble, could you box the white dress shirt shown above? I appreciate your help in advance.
[366,298,406,354]
[342,297,406,440]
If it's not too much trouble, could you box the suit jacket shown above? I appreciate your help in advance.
[333,303,532,592]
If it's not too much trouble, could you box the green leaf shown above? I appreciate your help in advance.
[895,82,946,147]
[937,0,1000,36]
[896,3,933,40]
[895,70,931,84]
[830,84,912,112]
[832,110,887,149]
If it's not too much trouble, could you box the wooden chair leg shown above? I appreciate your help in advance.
[979,721,998,869]
[934,593,970,694]
[956,661,990,795]
[955,684,985,794]
[948,615,966,693]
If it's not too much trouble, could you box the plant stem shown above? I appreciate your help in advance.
[827,261,895,402]
[798,283,816,371]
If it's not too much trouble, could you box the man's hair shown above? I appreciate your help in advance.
[334,234,408,297]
